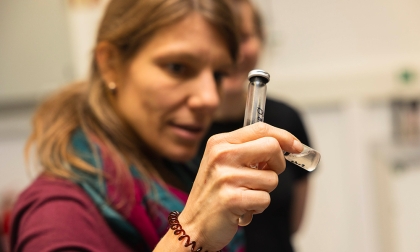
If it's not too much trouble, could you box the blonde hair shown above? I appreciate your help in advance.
[26,0,239,210]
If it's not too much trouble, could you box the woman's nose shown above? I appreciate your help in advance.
[187,70,220,112]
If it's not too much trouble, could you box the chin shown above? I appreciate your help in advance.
[168,153,195,163]
[163,146,198,163]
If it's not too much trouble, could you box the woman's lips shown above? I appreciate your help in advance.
[169,123,205,142]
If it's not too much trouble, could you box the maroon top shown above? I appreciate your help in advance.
[10,176,134,252]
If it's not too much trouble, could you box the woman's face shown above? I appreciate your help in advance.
[223,2,262,95]
[115,13,232,162]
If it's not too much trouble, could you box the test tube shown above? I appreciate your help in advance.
[239,69,270,226]
[243,69,269,127]
[238,69,321,226]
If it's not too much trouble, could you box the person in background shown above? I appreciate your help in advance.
[9,0,304,251]
[195,0,313,251]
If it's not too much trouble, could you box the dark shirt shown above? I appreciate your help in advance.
[197,98,311,252]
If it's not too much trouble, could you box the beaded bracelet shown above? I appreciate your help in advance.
[168,211,222,252]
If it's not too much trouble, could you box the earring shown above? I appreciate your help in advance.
[107,81,117,92]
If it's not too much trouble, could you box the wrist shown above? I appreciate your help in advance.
[155,230,191,252]
[168,211,221,252]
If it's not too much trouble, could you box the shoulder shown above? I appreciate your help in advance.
[12,175,95,217]
[10,176,96,248]
[10,175,131,252]
[264,97,306,135]
[18,174,88,198]
[265,98,302,121]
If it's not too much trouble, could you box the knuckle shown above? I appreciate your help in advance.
[253,192,271,214]
[267,171,279,190]
[212,165,237,189]
[263,137,280,152]
[261,192,271,207]
[207,145,230,164]
[206,134,233,164]
[206,134,221,148]
[277,161,286,175]
[218,188,230,203]
[207,132,230,147]
[216,168,231,183]
[221,187,240,208]
[270,160,285,176]
[252,122,269,135]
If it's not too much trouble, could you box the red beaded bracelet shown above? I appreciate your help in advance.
[168,211,222,252]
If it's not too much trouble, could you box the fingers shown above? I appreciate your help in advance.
[240,169,279,193]
[223,187,272,217]
[240,189,271,214]
[221,166,279,192]
[208,122,303,154]
[228,136,286,175]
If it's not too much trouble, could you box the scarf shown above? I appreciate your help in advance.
[70,129,245,251]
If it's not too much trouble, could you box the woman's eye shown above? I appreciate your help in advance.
[167,63,186,74]
[241,32,251,42]
[213,71,227,86]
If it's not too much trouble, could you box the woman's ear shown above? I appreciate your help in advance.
[95,41,121,85]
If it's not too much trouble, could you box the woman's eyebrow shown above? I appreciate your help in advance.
[153,51,205,64]
[153,50,232,69]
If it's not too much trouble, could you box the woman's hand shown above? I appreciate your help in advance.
[179,122,303,251]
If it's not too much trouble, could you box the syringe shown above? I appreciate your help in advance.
[238,69,321,226]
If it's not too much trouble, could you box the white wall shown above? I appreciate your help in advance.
[0,108,34,195]
[292,102,392,252]
[254,0,420,107]
[65,0,110,80]
[0,0,73,104]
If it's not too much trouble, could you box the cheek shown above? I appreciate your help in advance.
[116,76,161,124]
[115,83,150,127]
[116,79,181,134]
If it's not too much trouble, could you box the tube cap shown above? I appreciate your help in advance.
[248,69,270,83]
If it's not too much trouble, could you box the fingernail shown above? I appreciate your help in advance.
[292,139,303,153]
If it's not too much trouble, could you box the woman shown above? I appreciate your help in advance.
[10,0,303,251]
[196,0,313,251]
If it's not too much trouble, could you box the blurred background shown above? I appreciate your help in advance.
[1,0,420,251]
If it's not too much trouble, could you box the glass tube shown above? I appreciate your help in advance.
[239,70,270,226]
[284,144,320,172]
[243,74,268,126]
